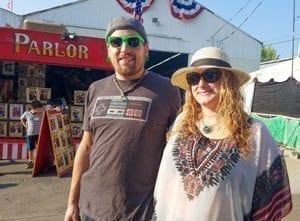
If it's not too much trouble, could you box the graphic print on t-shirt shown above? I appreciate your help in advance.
[91,96,152,122]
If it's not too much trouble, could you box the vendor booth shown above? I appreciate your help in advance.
[0,26,113,160]
[0,24,189,160]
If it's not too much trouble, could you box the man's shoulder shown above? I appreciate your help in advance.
[89,75,113,87]
[21,111,31,118]
[146,71,172,85]
[146,71,179,93]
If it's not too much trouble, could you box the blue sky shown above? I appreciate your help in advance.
[1,0,299,59]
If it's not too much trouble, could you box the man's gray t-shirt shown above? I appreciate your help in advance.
[79,71,181,220]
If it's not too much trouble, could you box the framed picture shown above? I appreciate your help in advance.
[2,61,15,76]
[0,79,13,102]
[35,64,45,78]
[70,106,84,122]
[71,123,83,138]
[26,78,36,87]
[18,77,27,87]
[74,90,86,105]
[26,87,38,103]
[52,135,61,149]
[0,103,8,120]
[18,87,26,101]
[60,134,67,147]
[36,79,45,87]
[26,66,35,78]
[38,88,51,103]
[62,113,71,127]
[56,114,63,130]
[0,121,8,137]
[18,64,27,77]
[9,121,23,137]
[9,103,24,120]
[49,115,58,135]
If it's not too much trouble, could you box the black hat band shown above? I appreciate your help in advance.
[191,58,231,68]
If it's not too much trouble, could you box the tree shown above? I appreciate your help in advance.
[261,45,280,62]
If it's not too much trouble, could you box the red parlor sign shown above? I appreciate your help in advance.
[0,27,113,70]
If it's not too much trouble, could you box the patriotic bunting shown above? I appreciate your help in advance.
[116,0,155,14]
[133,0,143,22]
[7,0,13,11]
[116,0,204,21]
[170,0,205,20]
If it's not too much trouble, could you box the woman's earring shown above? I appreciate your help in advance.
[106,57,111,62]
[145,56,149,62]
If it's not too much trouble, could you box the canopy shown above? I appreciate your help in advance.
[244,57,300,118]
[243,58,300,150]
[249,57,300,82]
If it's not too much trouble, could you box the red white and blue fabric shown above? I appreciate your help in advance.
[133,0,143,22]
[170,0,205,20]
[116,0,155,15]
[7,0,13,11]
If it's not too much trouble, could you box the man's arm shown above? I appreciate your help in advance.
[20,118,27,128]
[20,114,27,128]
[64,131,93,221]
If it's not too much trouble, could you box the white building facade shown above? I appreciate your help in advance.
[0,0,262,73]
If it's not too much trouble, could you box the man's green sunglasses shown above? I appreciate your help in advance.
[107,35,145,48]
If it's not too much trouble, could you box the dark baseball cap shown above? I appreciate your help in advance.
[105,16,148,44]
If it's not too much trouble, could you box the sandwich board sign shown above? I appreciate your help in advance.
[33,108,76,177]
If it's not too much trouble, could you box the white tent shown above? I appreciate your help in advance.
[244,57,300,114]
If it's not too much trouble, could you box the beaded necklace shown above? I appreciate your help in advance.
[113,73,145,101]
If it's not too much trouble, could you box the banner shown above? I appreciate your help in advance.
[0,27,113,70]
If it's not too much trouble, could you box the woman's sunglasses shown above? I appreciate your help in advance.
[107,35,145,48]
[186,69,222,85]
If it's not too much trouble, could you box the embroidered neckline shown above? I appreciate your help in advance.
[172,131,240,200]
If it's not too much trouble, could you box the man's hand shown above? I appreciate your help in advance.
[64,204,81,221]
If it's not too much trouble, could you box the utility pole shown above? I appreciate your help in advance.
[291,0,295,78]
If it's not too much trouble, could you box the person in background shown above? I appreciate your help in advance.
[153,47,293,220]
[64,16,181,221]
[20,100,43,169]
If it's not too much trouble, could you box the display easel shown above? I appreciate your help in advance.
[33,108,76,177]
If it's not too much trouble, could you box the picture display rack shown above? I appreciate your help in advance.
[33,108,76,177]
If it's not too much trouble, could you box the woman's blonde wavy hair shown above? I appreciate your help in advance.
[171,70,252,158]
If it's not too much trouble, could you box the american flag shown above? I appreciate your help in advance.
[7,0,13,11]
[133,0,143,22]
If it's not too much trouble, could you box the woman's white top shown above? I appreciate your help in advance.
[153,119,292,221]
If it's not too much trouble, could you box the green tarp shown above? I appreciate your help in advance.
[252,114,300,150]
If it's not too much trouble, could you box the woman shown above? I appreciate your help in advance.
[153,47,292,221]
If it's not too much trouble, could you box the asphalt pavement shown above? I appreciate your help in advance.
[0,153,299,221]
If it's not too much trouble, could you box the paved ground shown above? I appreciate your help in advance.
[0,154,299,221]
[0,161,71,221]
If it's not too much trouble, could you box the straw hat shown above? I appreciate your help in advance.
[171,47,250,90]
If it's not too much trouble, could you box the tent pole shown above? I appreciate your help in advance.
[291,0,295,78]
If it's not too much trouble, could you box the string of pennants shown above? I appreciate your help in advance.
[116,0,205,22]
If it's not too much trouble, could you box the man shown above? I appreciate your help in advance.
[20,100,43,169]
[64,16,181,221]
